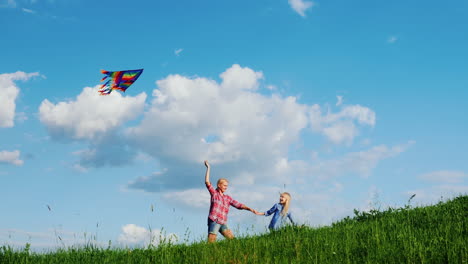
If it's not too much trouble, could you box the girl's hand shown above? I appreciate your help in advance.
[204,160,210,168]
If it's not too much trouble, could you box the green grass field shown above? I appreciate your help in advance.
[1,195,467,263]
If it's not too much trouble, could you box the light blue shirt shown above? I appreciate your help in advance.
[264,203,295,230]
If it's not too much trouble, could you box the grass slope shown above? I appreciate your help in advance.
[1,195,467,263]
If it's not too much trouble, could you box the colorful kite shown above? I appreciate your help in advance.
[98,69,143,95]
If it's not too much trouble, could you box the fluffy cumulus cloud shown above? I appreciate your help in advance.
[0,150,23,166]
[39,86,146,141]
[124,64,394,196]
[162,188,211,209]
[128,64,304,166]
[309,104,376,145]
[126,64,309,190]
[118,224,177,246]
[0,71,39,128]
[288,0,314,17]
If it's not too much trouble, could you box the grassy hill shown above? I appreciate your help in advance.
[1,195,467,263]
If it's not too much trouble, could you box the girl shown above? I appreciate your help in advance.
[256,192,295,230]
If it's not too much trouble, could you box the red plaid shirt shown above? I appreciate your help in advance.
[206,182,244,225]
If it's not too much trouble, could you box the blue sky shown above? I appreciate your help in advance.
[1,0,467,250]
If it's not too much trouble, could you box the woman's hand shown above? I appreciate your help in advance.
[253,210,264,215]
[204,160,210,168]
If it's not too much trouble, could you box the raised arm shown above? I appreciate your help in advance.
[204,160,211,185]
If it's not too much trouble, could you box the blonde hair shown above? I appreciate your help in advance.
[217,178,229,186]
[280,192,291,216]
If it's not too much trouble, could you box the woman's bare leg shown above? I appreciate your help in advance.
[208,234,217,243]
[221,229,234,240]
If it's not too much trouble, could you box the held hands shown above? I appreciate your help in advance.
[251,209,264,215]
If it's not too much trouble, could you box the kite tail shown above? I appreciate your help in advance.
[98,87,112,95]
[98,80,112,95]
[100,80,110,88]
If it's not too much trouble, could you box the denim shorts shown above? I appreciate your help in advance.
[207,218,229,234]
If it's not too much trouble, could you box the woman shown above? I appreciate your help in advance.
[204,160,258,242]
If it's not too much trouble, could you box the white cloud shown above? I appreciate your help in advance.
[135,152,153,163]
[332,142,413,178]
[360,138,372,146]
[128,64,303,167]
[336,95,343,106]
[388,36,398,44]
[328,105,376,126]
[174,48,183,56]
[266,84,277,90]
[0,150,23,166]
[309,104,376,145]
[288,0,314,17]
[162,188,210,209]
[118,224,177,246]
[36,64,377,179]
[419,170,467,184]
[219,64,264,98]
[22,7,35,13]
[71,163,88,173]
[126,64,383,194]
[322,120,358,145]
[39,86,147,141]
[287,142,414,182]
[118,224,147,244]
[0,71,39,128]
